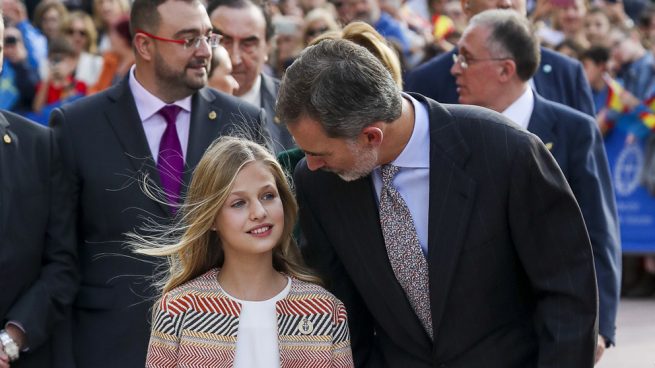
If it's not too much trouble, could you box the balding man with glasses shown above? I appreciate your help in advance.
[49,0,267,366]
[450,10,619,364]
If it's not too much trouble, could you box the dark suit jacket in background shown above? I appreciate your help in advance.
[261,73,295,153]
[295,94,597,368]
[528,93,620,343]
[50,78,267,368]
[405,47,596,117]
[0,111,77,368]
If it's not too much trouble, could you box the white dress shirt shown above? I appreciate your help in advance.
[238,74,262,109]
[501,86,535,131]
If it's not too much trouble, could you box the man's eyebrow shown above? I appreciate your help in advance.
[241,35,260,43]
[303,149,328,157]
[173,27,204,38]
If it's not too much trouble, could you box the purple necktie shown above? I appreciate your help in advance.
[157,105,183,207]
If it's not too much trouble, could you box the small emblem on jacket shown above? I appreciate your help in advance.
[209,111,217,120]
[297,317,314,334]
[545,142,553,150]
[3,134,11,144]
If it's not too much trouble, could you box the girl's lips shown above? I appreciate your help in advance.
[248,225,273,237]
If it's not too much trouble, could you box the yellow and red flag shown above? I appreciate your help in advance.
[603,75,628,113]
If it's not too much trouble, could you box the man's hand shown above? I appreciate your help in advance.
[3,28,28,65]
[1,0,28,25]
[595,335,606,364]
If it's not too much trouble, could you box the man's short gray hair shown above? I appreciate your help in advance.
[276,39,402,139]
[468,9,540,81]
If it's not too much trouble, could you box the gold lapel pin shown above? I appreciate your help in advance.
[545,142,553,150]
[3,134,11,144]
[208,111,217,120]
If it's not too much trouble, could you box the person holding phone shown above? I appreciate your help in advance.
[0,25,39,113]
[32,37,86,113]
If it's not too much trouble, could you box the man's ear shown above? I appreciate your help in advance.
[361,125,384,147]
[133,33,154,61]
[498,59,517,83]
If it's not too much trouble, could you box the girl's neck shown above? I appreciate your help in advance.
[218,256,288,301]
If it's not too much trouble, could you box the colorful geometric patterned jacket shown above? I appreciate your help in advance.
[145,268,354,367]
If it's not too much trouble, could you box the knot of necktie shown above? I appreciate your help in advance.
[381,164,400,187]
[159,105,182,126]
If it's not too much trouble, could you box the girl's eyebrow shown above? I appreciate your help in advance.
[228,184,277,196]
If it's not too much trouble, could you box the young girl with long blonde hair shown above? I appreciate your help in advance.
[132,136,353,368]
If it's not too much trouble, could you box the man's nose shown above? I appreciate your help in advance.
[194,37,212,58]
[450,59,462,76]
[305,156,325,171]
[230,43,242,65]
[496,0,512,9]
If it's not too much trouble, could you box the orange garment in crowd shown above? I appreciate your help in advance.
[87,52,120,95]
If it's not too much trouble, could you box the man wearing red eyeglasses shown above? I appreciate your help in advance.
[49,0,268,367]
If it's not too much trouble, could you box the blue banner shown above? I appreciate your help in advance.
[604,125,655,253]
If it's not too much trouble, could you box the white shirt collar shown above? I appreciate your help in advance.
[128,65,192,122]
[390,93,430,169]
[501,86,534,130]
[238,74,262,108]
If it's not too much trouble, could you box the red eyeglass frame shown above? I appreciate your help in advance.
[135,29,187,46]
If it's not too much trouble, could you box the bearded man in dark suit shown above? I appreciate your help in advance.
[277,38,598,367]
[50,0,267,366]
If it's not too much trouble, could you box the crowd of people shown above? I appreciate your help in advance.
[1,0,655,366]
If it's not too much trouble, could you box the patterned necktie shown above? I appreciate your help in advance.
[379,164,433,339]
[157,105,183,207]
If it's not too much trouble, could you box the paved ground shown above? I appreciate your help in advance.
[597,298,655,368]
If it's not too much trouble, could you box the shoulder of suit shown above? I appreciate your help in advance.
[540,46,581,71]
[203,87,260,115]
[407,49,455,81]
[441,102,541,151]
[537,95,596,128]
[53,83,121,121]
[0,110,50,137]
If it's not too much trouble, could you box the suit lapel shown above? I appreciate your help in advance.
[330,173,434,350]
[260,74,277,126]
[184,88,220,186]
[527,93,557,153]
[0,113,13,232]
[104,79,170,216]
[417,96,477,343]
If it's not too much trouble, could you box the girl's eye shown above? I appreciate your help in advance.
[231,200,245,208]
[262,192,276,201]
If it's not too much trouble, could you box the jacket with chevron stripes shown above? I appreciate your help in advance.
[145,268,354,368]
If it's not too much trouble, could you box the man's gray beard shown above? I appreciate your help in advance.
[335,142,378,182]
